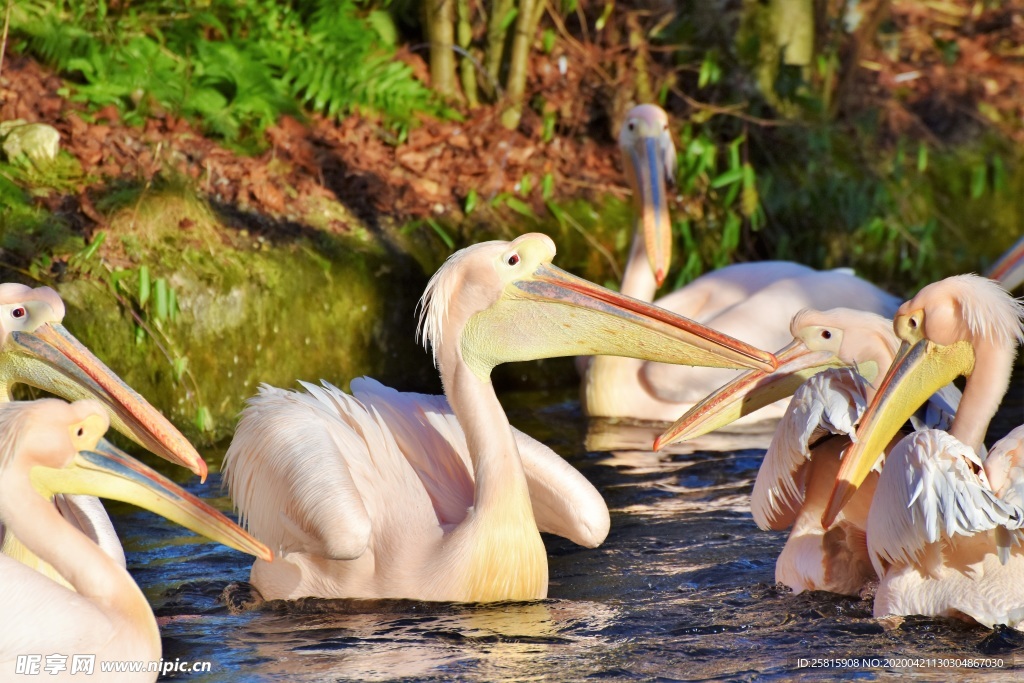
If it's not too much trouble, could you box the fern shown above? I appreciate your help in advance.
[9,0,443,143]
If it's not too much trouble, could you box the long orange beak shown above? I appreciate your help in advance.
[32,440,271,561]
[820,337,976,528]
[460,260,778,379]
[654,339,852,449]
[625,135,674,287]
[5,323,207,481]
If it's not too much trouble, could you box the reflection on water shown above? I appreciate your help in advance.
[110,387,1024,681]
[215,599,617,682]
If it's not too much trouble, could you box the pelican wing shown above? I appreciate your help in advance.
[910,382,962,433]
[867,430,1024,573]
[515,436,610,547]
[984,425,1024,509]
[353,378,609,547]
[349,378,475,527]
[224,383,441,560]
[752,368,867,530]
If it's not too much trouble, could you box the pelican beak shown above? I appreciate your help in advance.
[820,337,975,528]
[986,236,1024,291]
[654,340,852,449]
[5,323,207,481]
[30,441,272,561]
[462,262,777,379]
[626,134,673,287]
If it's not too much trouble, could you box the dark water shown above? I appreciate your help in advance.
[114,387,1024,682]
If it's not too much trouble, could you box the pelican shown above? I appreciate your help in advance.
[655,308,926,594]
[581,104,901,424]
[823,275,1024,629]
[0,283,207,583]
[0,398,271,682]
[224,233,778,602]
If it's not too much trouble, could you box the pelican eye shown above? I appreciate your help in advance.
[507,253,520,266]
[11,307,25,319]
[77,427,84,437]
[821,330,832,340]
[627,121,635,132]
[908,317,918,329]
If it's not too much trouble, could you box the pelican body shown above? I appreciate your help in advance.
[657,308,920,594]
[0,399,270,683]
[224,233,778,602]
[0,284,209,586]
[825,275,1024,629]
[581,105,901,425]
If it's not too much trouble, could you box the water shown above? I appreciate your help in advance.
[114,387,1024,681]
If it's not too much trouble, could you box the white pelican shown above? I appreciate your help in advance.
[224,233,778,602]
[581,104,901,424]
[0,398,271,682]
[823,275,1024,629]
[655,308,917,594]
[0,283,208,582]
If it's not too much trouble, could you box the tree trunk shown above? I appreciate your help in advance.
[425,0,458,99]
[500,0,544,129]
[483,0,515,99]
[457,0,479,106]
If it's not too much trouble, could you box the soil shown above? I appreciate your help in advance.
[0,0,1021,245]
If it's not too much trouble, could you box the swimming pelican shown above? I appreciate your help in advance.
[0,283,207,582]
[0,398,271,682]
[224,233,778,602]
[655,308,920,594]
[581,104,901,424]
[823,275,1024,629]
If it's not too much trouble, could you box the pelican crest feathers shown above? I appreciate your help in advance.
[416,243,496,367]
[929,274,1024,347]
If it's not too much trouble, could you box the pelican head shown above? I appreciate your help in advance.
[619,104,676,287]
[655,308,897,449]
[822,274,1024,528]
[0,398,271,561]
[418,233,776,384]
[0,283,207,480]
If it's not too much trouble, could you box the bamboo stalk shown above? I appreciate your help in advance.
[457,0,479,106]
[500,0,545,129]
[425,0,458,99]
[483,0,515,100]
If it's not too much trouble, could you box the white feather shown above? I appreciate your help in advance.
[751,367,866,529]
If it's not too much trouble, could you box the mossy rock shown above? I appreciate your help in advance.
[52,189,438,446]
